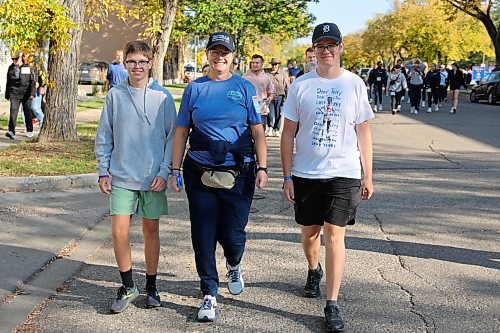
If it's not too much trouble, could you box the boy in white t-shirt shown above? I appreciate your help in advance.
[280,22,374,333]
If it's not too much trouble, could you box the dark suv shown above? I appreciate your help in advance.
[470,71,500,104]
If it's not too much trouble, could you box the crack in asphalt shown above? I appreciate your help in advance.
[428,143,463,168]
[374,214,437,333]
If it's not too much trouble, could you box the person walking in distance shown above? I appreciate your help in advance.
[243,54,275,135]
[5,51,36,139]
[95,41,177,313]
[296,47,318,78]
[281,22,374,333]
[169,31,268,322]
[386,64,407,115]
[407,59,425,115]
[438,64,448,107]
[367,61,387,112]
[424,63,441,113]
[396,59,408,103]
[448,62,467,114]
[268,57,290,137]
[105,50,129,91]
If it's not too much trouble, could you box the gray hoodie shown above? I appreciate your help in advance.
[95,78,177,191]
[387,72,407,92]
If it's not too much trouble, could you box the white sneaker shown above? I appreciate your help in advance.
[414,109,419,115]
[397,105,401,111]
[265,127,271,136]
[410,106,415,114]
[226,262,244,295]
[433,104,439,111]
[26,132,34,138]
[273,129,281,137]
[450,108,456,114]
[5,131,15,140]
[198,295,219,322]
[427,107,432,113]
[401,96,405,102]
[372,105,377,112]
[421,101,426,107]
[378,104,383,111]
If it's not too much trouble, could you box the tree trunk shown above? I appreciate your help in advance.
[38,0,85,142]
[151,0,178,83]
[164,42,183,83]
[479,14,500,69]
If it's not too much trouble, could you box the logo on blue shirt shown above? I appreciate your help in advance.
[227,90,243,101]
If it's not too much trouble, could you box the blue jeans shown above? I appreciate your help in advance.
[268,95,284,130]
[31,92,44,126]
[183,155,256,296]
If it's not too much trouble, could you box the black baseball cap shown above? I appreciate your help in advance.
[312,23,342,44]
[206,32,235,52]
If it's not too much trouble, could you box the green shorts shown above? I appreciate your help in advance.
[110,185,168,219]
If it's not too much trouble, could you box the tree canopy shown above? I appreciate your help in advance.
[179,0,317,56]
[342,0,494,68]
[0,0,75,56]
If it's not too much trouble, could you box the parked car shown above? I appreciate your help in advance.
[78,61,109,85]
[469,71,500,104]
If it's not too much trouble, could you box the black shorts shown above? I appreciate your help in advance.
[293,176,362,227]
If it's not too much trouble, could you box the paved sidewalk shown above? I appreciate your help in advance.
[0,97,498,332]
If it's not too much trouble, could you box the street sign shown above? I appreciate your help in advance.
[472,65,495,82]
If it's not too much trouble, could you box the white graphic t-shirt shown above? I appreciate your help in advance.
[282,69,374,179]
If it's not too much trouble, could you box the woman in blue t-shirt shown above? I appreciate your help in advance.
[169,32,268,322]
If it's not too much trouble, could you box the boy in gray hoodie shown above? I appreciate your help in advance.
[95,41,177,313]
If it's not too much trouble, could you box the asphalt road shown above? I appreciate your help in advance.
[0,96,499,333]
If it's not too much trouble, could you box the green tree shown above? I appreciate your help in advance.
[181,0,316,56]
[442,0,499,68]
[0,0,82,142]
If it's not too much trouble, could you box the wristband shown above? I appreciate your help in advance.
[97,175,109,184]
[283,175,292,181]
[257,167,268,174]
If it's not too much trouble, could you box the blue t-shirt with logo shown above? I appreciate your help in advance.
[177,75,261,166]
[106,62,128,88]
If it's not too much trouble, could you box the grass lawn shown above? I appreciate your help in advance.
[0,116,23,129]
[0,122,98,177]
[76,98,105,111]
[165,83,188,89]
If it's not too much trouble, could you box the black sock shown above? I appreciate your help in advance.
[326,300,338,308]
[146,273,157,289]
[119,268,134,288]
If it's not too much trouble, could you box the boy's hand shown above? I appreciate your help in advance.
[150,176,166,192]
[99,177,112,194]
[283,180,295,204]
[169,174,183,192]
[361,178,374,200]
[256,171,268,189]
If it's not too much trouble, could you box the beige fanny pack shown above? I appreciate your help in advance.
[201,169,238,189]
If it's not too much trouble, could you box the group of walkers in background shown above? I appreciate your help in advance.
[363,59,468,115]
[4,51,45,140]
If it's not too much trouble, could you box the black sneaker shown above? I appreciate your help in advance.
[324,305,344,332]
[145,285,161,308]
[304,263,323,298]
[5,131,15,140]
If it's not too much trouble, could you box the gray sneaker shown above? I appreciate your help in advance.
[110,285,139,313]
[146,285,161,308]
